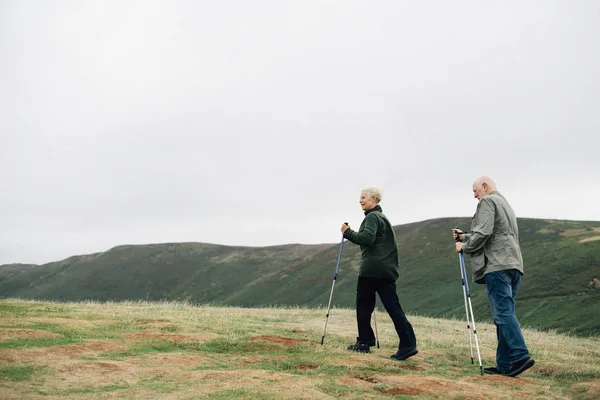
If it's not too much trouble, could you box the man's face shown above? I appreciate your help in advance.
[472,182,486,200]
[360,191,377,211]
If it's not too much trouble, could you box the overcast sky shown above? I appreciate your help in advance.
[1,1,599,265]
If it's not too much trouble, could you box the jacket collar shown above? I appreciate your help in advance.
[364,204,382,216]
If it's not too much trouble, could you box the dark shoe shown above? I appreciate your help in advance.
[348,342,371,353]
[484,366,503,375]
[391,347,418,360]
[504,357,535,377]
[354,337,376,347]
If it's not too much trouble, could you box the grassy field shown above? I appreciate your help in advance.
[0,299,599,399]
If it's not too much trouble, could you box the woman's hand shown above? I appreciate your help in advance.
[341,223,350,234]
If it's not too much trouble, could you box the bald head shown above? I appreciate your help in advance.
[472,176,497,200]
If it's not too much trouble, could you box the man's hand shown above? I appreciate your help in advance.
[455,242,463,253]
[341,223,350,234]
[452,228,465,242]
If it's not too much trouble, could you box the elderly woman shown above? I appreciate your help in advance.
[342,187,418,360]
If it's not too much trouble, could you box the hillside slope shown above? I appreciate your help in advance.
[1,217,599,336]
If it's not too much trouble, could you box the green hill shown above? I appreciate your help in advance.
[1,217,599,336]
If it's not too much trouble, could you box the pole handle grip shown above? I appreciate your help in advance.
[453,226,463,243]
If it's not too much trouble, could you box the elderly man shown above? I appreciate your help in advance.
[342,186,418,360]
[453,176,534,377]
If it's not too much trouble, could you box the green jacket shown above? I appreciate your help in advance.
[343,205,400,281]
[462,191,524,284]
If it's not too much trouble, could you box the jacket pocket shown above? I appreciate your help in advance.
[470,252,486,284]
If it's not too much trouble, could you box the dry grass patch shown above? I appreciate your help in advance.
[0,387,46,400]
[337,375,377,390]
[379,375,530,399]
[121,331,214,343]
[0,319,33,327]
[133,353,213,368]
[0,328,62,342]
[50,360,138,390]
[569,380,600,400]
[579,236,600,243]
[248,335,309,346]
[0,341,127,366]
[152,369,330,399]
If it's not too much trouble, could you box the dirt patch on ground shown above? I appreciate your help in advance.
[0,387,46,400]
[248,335,308,346]
[328,355,428,373]
[130,353,213,368]
[0,319,33,327]
[372,375,511,399]
[382,387,425,396]
[525,363,559,377]
[0,351,17,363]
[0,328,62,342]
[352,373,380,383]
[121,332,213,343]
[0,341,126,365]
[465,374,535,387]
[337,376,375,390]
[233,355,267,365]
[50,360,139,390]
[569,380,600,400]
[296,363,317,370]
[160,370,332,400]
[385,363,425,371]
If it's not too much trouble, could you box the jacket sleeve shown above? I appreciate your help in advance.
[462,198,495,255]
[343,214,378,246]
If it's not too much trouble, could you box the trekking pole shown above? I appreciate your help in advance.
[455,231,475,364]
[455,230,483,375]
[321,224,347,345]
[373,306,380,348]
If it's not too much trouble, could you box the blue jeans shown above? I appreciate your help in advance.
[485,270,530,372]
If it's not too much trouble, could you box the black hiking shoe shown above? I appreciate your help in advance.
[391,347,418,360]
[504,357,535,377]
[484,366,503,375]
[347,342,371,353]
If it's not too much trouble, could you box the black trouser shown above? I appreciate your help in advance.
[356,276,417,349]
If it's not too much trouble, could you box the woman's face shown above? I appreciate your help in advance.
[359,191,377,212]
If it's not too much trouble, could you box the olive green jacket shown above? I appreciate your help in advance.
[462,191,524,284]
[342,205,400,281]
